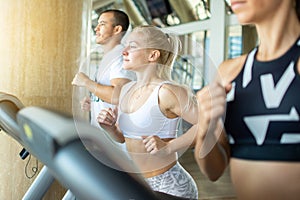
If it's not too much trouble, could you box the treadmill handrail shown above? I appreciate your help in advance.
[17,106,142,173]
[0,92,24,108]
[0,92,24,143]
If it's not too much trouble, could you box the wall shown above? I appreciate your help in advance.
[0,0,91,199]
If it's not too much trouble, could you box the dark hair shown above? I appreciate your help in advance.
[101,9,130,33]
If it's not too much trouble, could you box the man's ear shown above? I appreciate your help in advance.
[148,50,160,62]
[113,25,123,35]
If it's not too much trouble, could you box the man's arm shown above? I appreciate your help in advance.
[89,77,131,105]
[72,72,131,105]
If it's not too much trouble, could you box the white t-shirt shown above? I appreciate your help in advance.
[90,44,135,128]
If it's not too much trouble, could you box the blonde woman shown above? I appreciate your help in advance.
[97,25,198,199]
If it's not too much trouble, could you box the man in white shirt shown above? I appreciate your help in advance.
[72,9,135,128]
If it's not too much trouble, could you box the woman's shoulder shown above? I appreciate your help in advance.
[159,81,189,96]
[218,54,248,85]
[158,81,194,118]
[158,82,193,108]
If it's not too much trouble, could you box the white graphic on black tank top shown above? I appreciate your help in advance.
[280,133,300,144]
[261,61,295,108]
[244,107,299,145]
[226,82,235,102]
[242,48,257,88]
[236,42,300,146]
[228,134,235,144]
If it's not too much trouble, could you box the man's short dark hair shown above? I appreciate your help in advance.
[101,9,130,33]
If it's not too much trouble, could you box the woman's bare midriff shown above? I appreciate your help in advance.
[230,158,300,200]
[125,137,177,178]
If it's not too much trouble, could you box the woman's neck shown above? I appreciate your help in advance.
[256,10,300,61]
[135,74,162,86]
[135,64,162,85]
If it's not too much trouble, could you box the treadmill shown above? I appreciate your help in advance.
[0,92,192,200]
[0,92,56,200]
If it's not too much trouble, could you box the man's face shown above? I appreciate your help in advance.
[94,12,116,45]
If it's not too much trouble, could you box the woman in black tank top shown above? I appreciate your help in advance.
[194,0,300,199]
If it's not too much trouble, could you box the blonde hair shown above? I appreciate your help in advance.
[132,25,197,111]
[132,25,181,80]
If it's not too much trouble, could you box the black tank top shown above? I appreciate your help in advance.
[224,37,300,161]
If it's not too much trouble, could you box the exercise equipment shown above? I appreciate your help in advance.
[0,92,24,142]
[0,92,55,200]
[1,92,192,200]
[17,106,157,199]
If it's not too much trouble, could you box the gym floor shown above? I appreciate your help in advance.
[179,149,237,200]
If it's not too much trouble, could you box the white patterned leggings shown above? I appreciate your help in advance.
[145,162,198,199]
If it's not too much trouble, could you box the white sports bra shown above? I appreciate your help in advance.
[118,81,179,139]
